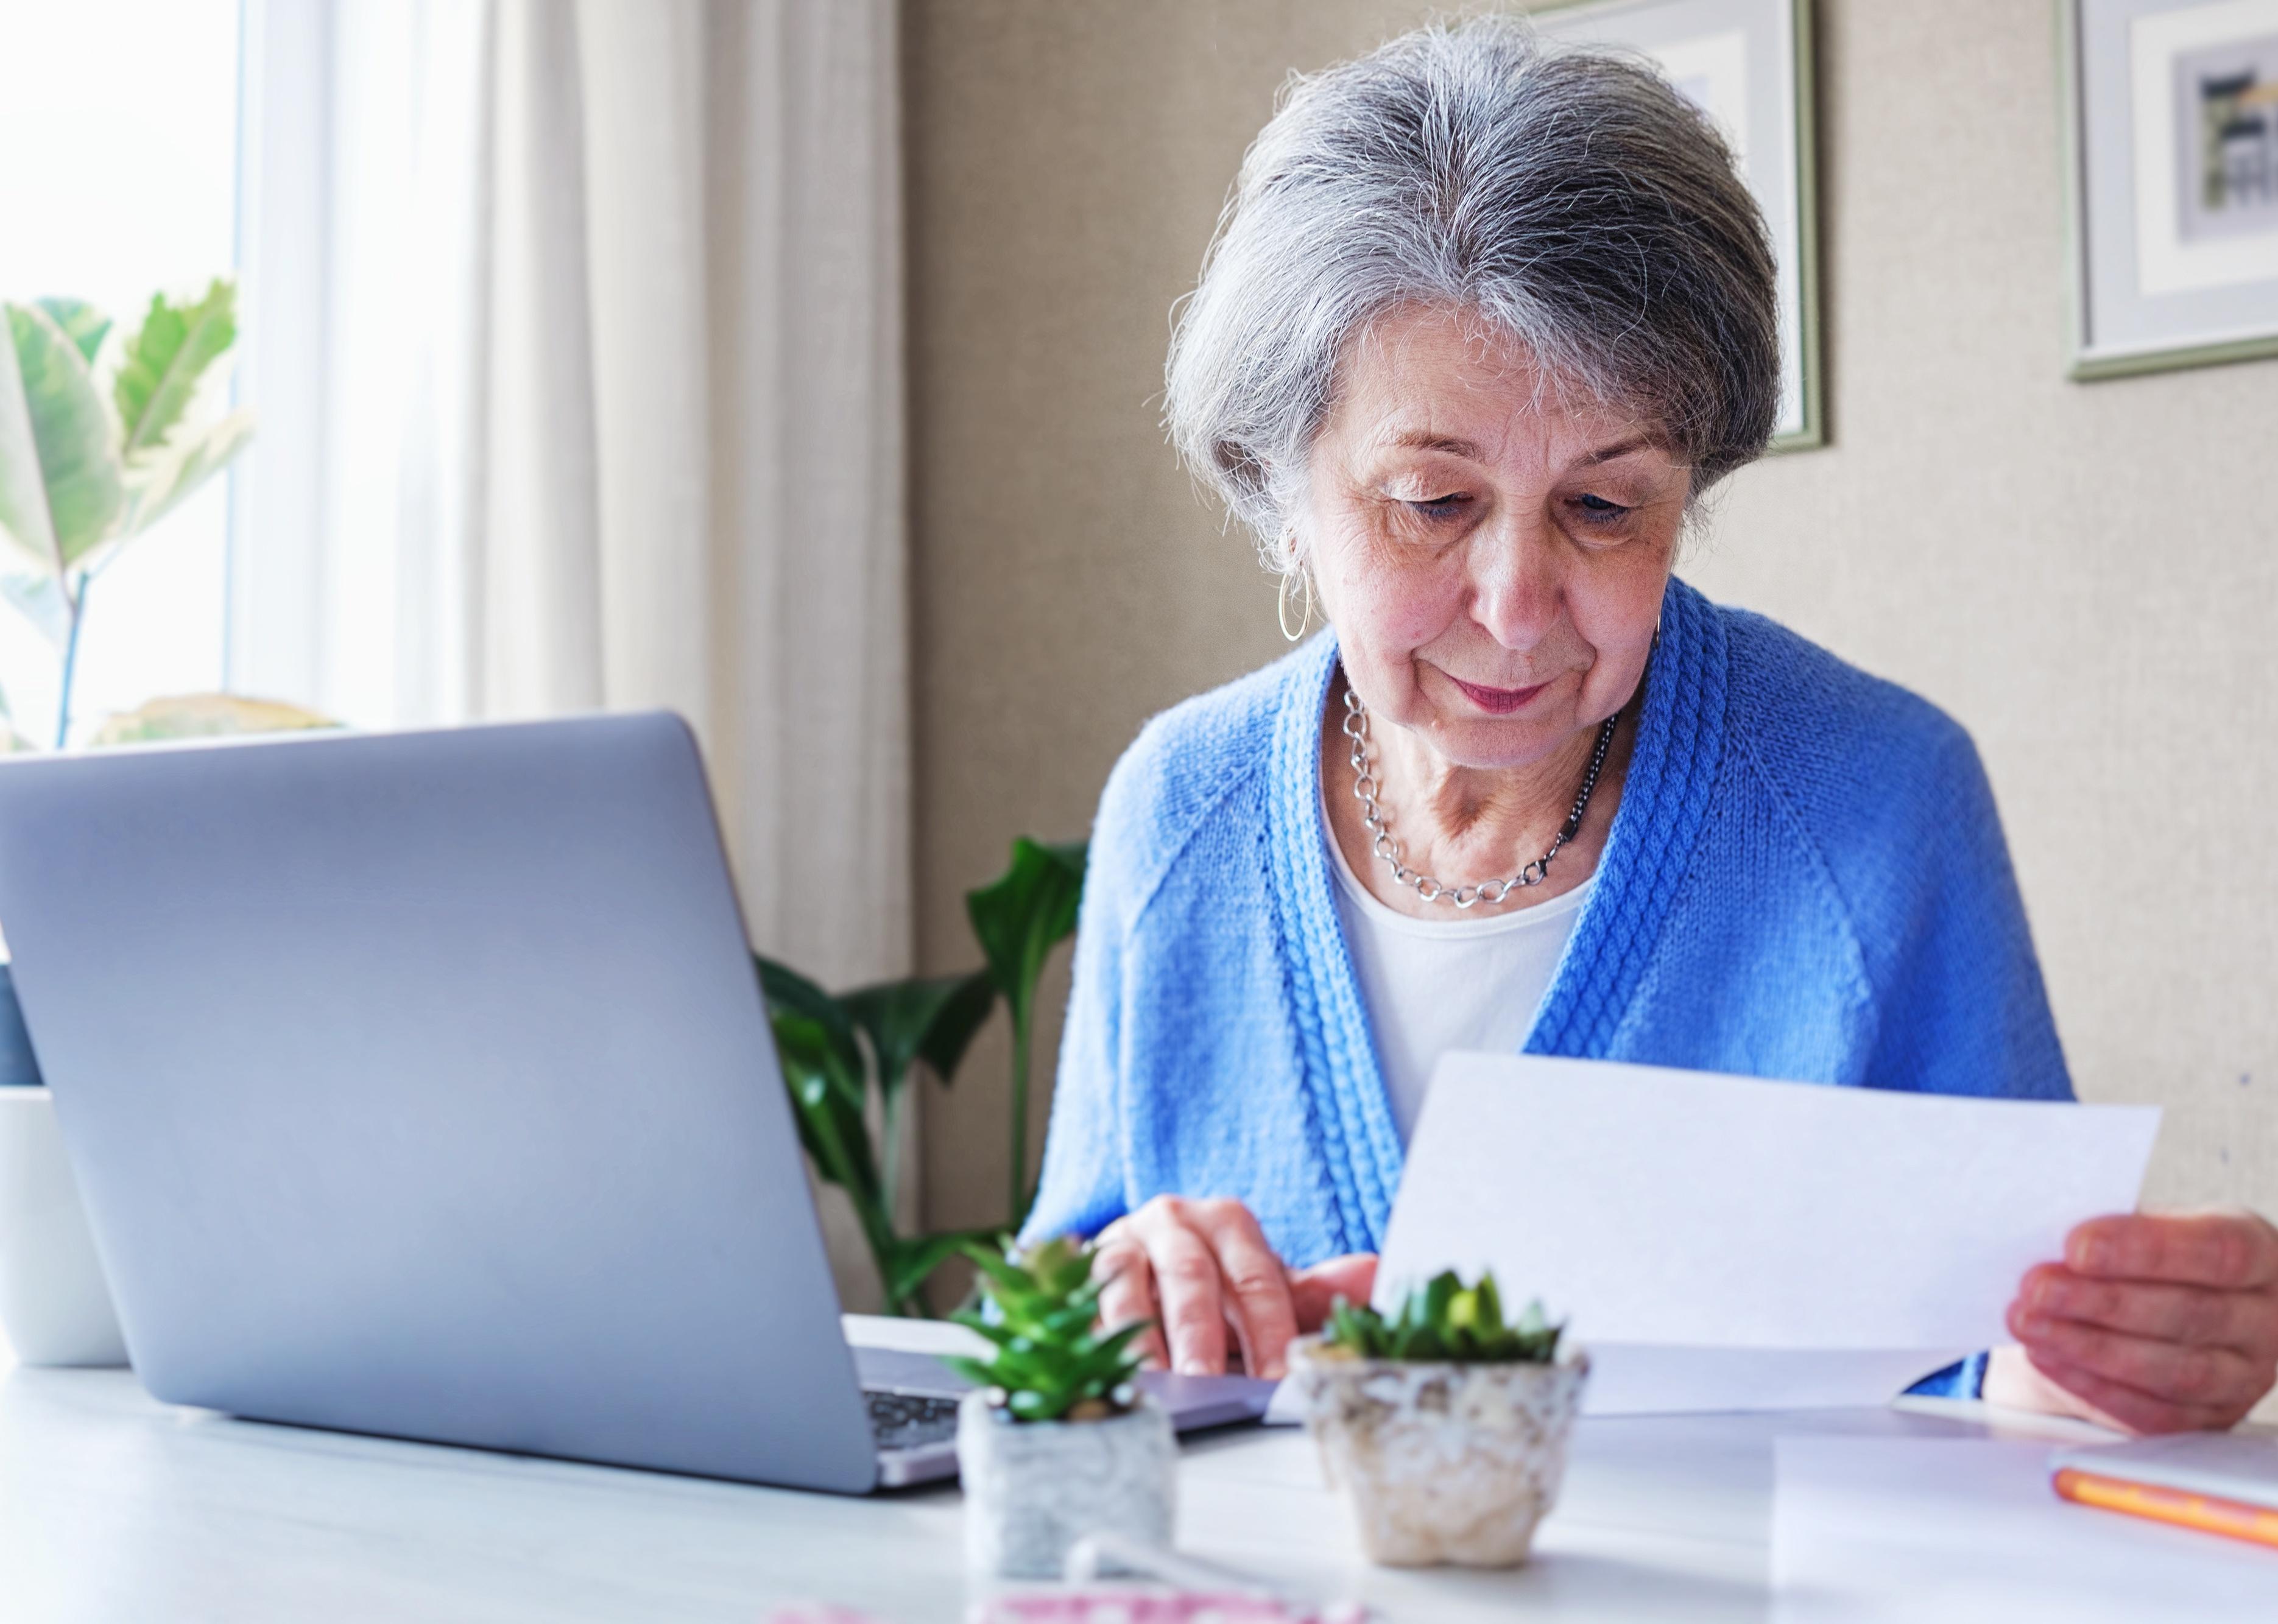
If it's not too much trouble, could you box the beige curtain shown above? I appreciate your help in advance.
[232,0,911,1298]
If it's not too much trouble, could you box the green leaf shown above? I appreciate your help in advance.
[947,1235,1146,1419]
[947,1311,1021,1351]
[958,1237,1032,1295]
[841,969,995,1104]
[111,407,252,545]
[756,955,865,1086]
[115,280,238,460]
[942,1355,1001,1391]
[34,298,110,365]
[771,1010,881,1216]
[881,1226,997,1308]
[0,302,122,574]
[965,838,1087,1016]
[967,838,1086,1223]
[1319,1270,1563,1365]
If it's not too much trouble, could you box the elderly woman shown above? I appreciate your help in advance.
[1021,19,2278,1432]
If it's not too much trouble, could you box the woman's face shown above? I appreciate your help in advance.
[1299,304,1688,773]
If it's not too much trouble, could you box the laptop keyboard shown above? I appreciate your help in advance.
[866,1390,962,1454]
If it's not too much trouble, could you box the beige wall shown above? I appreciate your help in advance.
[902,0,2278,1245]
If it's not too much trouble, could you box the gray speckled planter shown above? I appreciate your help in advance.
[956,1391,1176,1580]
[1289,1336,1590,1567]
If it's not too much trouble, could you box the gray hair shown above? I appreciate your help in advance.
[1164,15,1780,559]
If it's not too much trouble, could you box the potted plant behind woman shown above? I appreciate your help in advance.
[1289,1271,1588,1568]
[946,1236,1175,1580]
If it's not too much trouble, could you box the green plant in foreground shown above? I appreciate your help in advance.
[945,1236,1148,1422]
[1324,1270,1564,1364]
[758,836,1086,1316]
[0,282,255,746]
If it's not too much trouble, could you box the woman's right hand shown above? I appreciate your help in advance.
[1091,1195,1377,1380]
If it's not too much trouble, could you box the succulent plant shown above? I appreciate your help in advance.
[945,1236,1149,1422]
[1322,1270,1563,1364]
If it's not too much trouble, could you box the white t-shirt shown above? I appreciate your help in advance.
[1323,791,1593,1144]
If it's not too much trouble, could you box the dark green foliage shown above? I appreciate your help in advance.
[965,838,1086,1228]
[756,838,1085,1316]
[946,1236,1148,1422]
[1322,1270,1564,1364]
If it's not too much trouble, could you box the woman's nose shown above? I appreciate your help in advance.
[1464,519,1562,651]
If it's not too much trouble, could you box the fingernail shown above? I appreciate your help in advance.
[2075,1238,2112,1273]
[1260,1361,1287,1382]
[2031,1276,2065,1312]
[1176,1357,1209,1376]
[2018,1314,2052,1341]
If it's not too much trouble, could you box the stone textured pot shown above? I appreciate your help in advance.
[956,1390,1177,1580]
[0,1086,129,1367]
[1288,1335,1590,1567]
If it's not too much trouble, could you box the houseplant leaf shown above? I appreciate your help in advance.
[840,969,996,1103]
[967,838,1087,1011]
[965,838,1086,1224]
[770,1010,886,1241]
[0,303,122,575]
[34,298,110,365]
[115,280,237,460]
[111,407,253,545]
[755,953,865,1106]
[881,1226,1000,1309]
[841,968,997,1230]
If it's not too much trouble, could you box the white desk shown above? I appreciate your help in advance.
[0,1355,2128,1624]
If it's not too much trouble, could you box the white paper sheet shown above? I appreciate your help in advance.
[1368,1053,2159,1411]
[1772,1438,2276,1623]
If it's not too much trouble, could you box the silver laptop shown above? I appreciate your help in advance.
[0,714,1268,1491]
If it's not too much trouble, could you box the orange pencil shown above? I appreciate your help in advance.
[2054,1467,2278,1552]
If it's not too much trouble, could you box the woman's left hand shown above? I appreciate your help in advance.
[2001,1210,2278,1433]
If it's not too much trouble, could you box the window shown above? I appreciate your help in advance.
[0,0,242,745]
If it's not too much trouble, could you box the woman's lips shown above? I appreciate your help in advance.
[1448,674,1550,714]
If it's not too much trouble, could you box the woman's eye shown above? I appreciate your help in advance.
[1568,493,1633,525]
[1404,494,1471,521]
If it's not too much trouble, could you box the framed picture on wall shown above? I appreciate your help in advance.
[2065,0,2278,379]
[1532,0,1823,449]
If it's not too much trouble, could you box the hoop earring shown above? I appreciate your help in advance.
[1277,567,1315,642]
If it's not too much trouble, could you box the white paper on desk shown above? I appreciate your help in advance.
[1374,1053,2159,1411]
[1772,1438,2275,1623]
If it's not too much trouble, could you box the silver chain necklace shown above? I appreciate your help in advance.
[1341,687,1620,910]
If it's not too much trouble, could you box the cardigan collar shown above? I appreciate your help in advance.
[1261,578,1730,1253]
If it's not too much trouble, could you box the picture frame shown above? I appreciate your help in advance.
[2064,0,2278,379]
[1531,0,1824,449]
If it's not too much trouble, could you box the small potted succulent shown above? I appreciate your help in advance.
[1289,1271,1588,1569]
[946,1236,1174,1580]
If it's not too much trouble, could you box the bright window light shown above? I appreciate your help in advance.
[0,0,242,746]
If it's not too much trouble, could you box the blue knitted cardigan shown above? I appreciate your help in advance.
[1024,581,2072,1388]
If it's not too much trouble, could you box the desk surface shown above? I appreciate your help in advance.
[0,1358,2127,1624]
